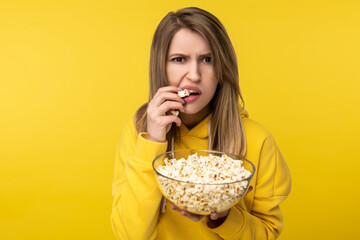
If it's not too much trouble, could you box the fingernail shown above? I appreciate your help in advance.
[246,186,253,194]
[181,99,185,104]
[178,87,183,90]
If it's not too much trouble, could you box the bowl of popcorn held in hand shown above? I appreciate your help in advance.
[153,149,255,215]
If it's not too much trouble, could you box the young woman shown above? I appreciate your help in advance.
[111,7,291,240]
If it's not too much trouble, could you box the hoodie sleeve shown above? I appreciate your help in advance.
[111,120,168,240]
[209,131,292,240]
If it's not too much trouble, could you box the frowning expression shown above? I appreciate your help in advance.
[166,28,218,115]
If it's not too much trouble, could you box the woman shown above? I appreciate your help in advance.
[111,7,291,240]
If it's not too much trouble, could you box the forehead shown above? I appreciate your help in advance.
[168,28,211,54]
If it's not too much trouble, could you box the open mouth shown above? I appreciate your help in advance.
[187,89,200,96]
[178,89,200,98]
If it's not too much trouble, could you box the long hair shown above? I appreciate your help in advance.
[134,7,246,156]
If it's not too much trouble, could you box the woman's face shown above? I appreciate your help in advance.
[166,28,218,115]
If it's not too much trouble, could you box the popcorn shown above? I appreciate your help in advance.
[156,153,252,213]
[170,110,179,116]
[171,89,196,116]
[178,89,190,98]
[177,89,197,98]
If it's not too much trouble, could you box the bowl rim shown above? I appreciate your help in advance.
[152,149,256,185]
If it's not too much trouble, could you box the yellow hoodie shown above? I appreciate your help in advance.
[111,110,291,240]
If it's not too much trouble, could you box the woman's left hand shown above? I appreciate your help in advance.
[170,186,253,226]
[170,204,229,222]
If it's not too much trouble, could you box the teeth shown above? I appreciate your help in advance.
[188,90,197,94]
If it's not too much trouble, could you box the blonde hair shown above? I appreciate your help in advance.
[135,7,246,156]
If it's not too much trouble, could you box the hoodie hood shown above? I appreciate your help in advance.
[179,106,249,139]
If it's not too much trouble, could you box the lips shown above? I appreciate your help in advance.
[183,94,200,103]
[179,85,202,103]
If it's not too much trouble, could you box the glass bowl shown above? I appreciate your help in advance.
[152,149,255,215]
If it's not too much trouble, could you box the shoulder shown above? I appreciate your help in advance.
[123,116,136,131]
[118,116,138,144]
[242,117,274,146]
[239,106,276,150]
[239,106,272,141]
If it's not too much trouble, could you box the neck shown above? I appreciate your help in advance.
[179,105,210,130]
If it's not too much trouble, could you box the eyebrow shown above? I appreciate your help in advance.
[168,52,212,58]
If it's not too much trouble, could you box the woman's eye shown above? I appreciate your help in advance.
[203,57,212,63]
[172,57,184,62]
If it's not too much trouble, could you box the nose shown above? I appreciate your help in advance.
[186,60,200,82]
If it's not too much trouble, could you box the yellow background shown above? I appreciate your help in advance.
[1,0,359,239]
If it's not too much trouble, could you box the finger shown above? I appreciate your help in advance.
[153,92,184,107]
[180,210,204,222]
[170,204,181,212]
[209,212,219,220]
[153,86,182,101]
[209,209,229,220]
[158,115,182,128]
[245,186,253,196]
[170,204,204,222]
[158,101,186,115]
[148,113,181,129]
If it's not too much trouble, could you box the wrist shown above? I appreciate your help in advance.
[147,133,166,143]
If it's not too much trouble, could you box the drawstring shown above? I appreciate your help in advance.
[208,119,212,150]
[160,119,212,214]
[160,134,175,213]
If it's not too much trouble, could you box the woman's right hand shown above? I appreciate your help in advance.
[146,86,186,142]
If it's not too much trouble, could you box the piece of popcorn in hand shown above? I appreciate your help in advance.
[170,89,197,117]
[170,110,179,116]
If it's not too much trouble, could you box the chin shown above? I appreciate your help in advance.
[184,104,208,115]
[182,110,198,115]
